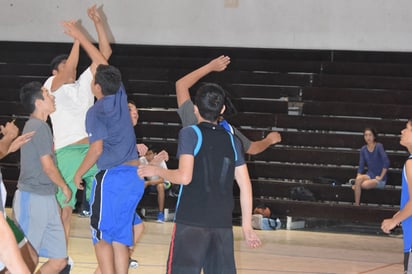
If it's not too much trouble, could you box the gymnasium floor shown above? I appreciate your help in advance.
[51,214,405,274]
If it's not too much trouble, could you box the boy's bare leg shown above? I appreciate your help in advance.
[36,258,67,274]
[113,242,129,274]
[61,206,72,244]
[130,223,144,257]
[156,183,165,213]
[95,240,115,274]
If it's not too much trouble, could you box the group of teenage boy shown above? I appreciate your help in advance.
[1,4,412,274]
[0,5,275,274]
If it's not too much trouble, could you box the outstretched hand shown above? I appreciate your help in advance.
[8,131,35,154]
[87,4,102,24]
[265,131,282,145]
[208,55,231,72]
[1,121,19,140]
[61,20,83,41]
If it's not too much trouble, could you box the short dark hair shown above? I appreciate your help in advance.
[146,144,160,154]
[255,204,270,210]
[95,65,122,96]
[128,100,136,107]
[194,83,225,122]
[50,54,68,72]
[20,81,44,114]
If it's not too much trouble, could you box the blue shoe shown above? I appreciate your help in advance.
[157,212,164,223]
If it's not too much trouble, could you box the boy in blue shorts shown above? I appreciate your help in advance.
[74,65,144,273]
[13,82,72,273]
[139,81,261,274]
[382,118,412,274]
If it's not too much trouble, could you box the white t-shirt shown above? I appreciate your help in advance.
[43,68,94,149]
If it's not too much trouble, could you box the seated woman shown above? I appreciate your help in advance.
[352,127,390,206]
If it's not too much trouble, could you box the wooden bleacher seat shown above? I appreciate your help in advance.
[275,114,405,135]
[248,179,401,205]
[313,74,412,90]
[302,101,412,119]
[252,146,406,173]
[302,87,412,105]
[321,61,412,77]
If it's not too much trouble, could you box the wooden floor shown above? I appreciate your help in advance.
[38,214,404,274]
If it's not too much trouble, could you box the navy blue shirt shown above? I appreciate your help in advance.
[86,84,138,170]
[358,143,390,180]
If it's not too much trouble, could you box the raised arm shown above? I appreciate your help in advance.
[88,5,112,61]
[62,20,108,76]
[50,38,80,92]
[176,55,230,107]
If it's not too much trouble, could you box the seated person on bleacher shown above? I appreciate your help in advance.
[252,204,281,230]
[140,147,171,223]
[351,127,390,206]
[253,204,275,219]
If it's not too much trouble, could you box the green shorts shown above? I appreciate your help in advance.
[55,144,99,209]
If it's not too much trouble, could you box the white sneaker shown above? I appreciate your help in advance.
[68,256,74,267]
[129,258,139,269]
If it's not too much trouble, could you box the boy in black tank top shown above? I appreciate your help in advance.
[139,82,261,274]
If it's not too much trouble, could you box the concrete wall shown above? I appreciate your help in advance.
[1,0,412,51]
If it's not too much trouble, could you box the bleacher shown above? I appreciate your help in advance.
[0,41,410,224]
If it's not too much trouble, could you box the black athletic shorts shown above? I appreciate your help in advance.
[167,222,236,274]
